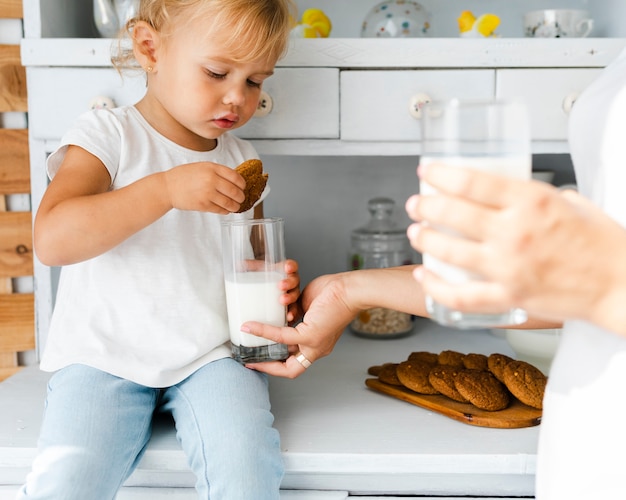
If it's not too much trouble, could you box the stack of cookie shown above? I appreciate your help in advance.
[369,350,546,411]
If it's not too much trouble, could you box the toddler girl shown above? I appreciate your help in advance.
[19,1,298,498]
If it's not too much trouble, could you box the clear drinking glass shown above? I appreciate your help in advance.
[419,99,531,329]
[221,217,289,363]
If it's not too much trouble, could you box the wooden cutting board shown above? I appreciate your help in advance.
[366,378,542,429]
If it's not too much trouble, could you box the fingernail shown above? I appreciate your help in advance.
[407,223,421,240]
[417,163,428,178]
[240,324,250,333]
[413,266,424,283]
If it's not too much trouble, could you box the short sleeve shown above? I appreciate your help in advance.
[46,109,123,184]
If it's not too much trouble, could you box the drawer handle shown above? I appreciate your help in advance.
[254,90,273,118]
[89,96,116,110]
[562,92,580,115]
[408,93,432,120]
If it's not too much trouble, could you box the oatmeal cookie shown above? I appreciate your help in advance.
[438,350,466,367]
[408,351,439,365]
[428,365,468,403]
[454,369,511,411]
[502,360,547,410]
[234,159,268,213]
[487,353,514,383]
[377,363,403,386]
[396,360,440,395]
[462,353,489,371]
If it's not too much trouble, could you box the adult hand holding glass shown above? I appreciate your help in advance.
[242,266,426,378]
[407,163,626,335]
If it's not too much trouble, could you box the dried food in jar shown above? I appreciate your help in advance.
[350,307,413,338]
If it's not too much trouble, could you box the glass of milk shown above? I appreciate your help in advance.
[221,217,289,363]
[419,99,531,329]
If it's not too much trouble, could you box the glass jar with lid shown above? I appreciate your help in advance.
[349,197,416,338]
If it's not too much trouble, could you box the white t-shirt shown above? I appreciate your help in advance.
[40,106,266,387]
[535,48,626,499]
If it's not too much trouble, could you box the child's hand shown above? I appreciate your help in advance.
[163,161,246,214]
[280,259,302,324]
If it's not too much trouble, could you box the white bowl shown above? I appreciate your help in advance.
[361,1,431,38]
[504,328,562,375]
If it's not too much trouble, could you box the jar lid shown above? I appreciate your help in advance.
[352,197,407,239]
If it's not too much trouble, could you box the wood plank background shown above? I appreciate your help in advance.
[0,0,23,19]
[0,44,27,112]
[0,0,34,381]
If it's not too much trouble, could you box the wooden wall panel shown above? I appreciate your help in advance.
[0,44,27,112]
[0,293,35,352]
[0,0,23,19]
[0,211,33,277]
[0,129,30,194]
[1,0,32,381]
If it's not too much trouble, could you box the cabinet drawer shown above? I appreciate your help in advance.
[27,67,339,141]
[340,70,495,142]
[235,68,339,139]
[27,67,147,140]
[496,69,602,140]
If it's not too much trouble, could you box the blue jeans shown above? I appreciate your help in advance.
[17,359,283,499]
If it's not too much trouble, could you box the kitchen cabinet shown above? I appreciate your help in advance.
[10,0,626,496]
[341,69,495,141]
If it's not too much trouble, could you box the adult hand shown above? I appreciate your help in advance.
[242,273,357,378]
[406,162,626,332]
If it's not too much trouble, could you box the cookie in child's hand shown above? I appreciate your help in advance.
[234,159,268,213]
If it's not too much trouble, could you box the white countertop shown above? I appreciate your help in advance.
[0,318,538,496]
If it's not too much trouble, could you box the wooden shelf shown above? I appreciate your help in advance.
[21,37,626,69]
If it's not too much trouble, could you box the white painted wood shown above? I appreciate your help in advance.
[21,0,41,39]
[0,326,537,496]
[341,70,494,141]
[234,68,339,139]
[26,67,147,140]
[497,68,603,140]
[21,37,626,69]
[0,486,349,499]
[26,138,50,361]
[26,67,338,141]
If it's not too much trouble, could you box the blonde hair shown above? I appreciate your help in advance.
[112,0,296,70]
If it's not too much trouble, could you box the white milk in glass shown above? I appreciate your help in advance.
[225,271,286,348]
[420,155,531,285]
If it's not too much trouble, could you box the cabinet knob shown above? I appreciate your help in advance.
[89,96,116,110]
[562,92,580,115]
[254,90,273,118]
[408,93,432,120]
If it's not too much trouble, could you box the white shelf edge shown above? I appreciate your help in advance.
[43,139,569,157]
[21,38,626,69]
[251,140,569,156]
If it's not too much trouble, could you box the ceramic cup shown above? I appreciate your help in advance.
[524,9,594,38]
[221,217,289,364]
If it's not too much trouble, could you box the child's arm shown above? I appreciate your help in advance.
[34,145,246,266]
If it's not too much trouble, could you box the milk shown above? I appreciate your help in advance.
[225,271,286,347]
[419,155,531,284]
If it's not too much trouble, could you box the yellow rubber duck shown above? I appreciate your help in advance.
[291,8,332,38]
[458,10,500,38]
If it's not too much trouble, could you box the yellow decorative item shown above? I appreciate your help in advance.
[458,10,500,38]
[291,8,332,38]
